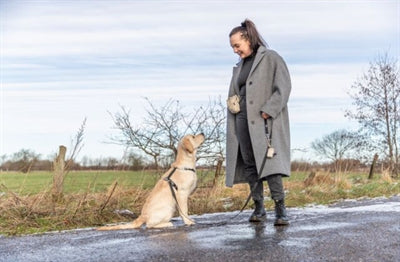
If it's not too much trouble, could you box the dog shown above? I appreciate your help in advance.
[97,133,205,230]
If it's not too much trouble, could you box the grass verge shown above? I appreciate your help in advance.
[0,170,399,236]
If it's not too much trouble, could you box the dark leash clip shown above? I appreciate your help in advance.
[264,118,269,137]
[264,118,276,158]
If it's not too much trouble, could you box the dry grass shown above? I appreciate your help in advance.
[1,170,399,236]
[302,171,352,190]
[381,170,393,183]
[283,170,398,207]
[0,183,149,235]
[0,177,249,236]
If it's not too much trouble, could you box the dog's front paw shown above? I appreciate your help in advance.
[184,219,195,226]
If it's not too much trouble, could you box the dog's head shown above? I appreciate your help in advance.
[180,133,205,154]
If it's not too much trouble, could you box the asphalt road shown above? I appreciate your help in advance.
[1,196,399,262]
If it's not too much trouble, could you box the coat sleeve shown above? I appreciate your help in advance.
[260,53,291,119]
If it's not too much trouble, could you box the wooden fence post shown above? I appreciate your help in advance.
[212,157,224,188]
[368,153,379,180]
[53,145,67,201]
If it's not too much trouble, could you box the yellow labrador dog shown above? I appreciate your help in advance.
[98,133,205,230]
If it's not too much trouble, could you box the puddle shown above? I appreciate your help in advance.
[292,202,400,216]
[279,237,310,248]
[187,224,273,249]
[186,223,292,250]
[291,222,353,232]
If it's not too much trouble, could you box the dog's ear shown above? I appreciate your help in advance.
[183,137,194,153]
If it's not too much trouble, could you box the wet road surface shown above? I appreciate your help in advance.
[1,196,399,262]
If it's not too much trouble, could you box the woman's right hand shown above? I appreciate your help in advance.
[261,112,270,119]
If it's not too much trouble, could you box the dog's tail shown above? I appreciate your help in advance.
[97,216,145,231]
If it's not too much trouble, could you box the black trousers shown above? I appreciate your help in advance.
[235,96,285,201]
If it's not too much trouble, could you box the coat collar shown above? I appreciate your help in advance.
[232,46,267,94]
[248,45,267,78]
[234,45,267,76]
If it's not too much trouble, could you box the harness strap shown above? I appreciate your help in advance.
[164,167,178,190]
[167,178,179,208]
[184,167,196,173]
[164,167,195,224]
[163,167,196,191]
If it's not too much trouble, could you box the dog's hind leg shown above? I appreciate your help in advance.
[130,216,146,228]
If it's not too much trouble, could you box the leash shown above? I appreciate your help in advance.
[225,118,271,222]
[225,147,269,222]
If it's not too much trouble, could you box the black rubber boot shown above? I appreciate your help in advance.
[249,199,266,222]
[274,199,289,226]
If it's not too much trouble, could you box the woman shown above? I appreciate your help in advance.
[225,19,291,226]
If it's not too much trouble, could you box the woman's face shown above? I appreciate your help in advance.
[230,32,252,59]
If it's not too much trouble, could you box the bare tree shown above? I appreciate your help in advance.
[346,53,400,176]
[123,151,147,170]
[0,154,6,169]
[109,100,175,169]
[190,97,226,185]
[10,149,40,173]
[109,97,226,174]
[311,129,364,173]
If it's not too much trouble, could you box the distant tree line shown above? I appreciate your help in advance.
[0,149,376,174]
[0,150,151,172]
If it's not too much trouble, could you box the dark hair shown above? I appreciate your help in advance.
[229,19,267,52]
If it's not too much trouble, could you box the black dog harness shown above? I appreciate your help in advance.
[164,166,196,191]
[164,167,196,223]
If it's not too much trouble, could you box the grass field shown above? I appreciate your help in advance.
[0,169,399,236]
[0,169,218,194]
[0,170,162,195]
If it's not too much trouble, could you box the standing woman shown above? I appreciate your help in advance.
[225,19,291,226]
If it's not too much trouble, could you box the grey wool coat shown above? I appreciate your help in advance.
[225,46,292,187]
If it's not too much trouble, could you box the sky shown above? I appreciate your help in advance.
[1,0,399,163]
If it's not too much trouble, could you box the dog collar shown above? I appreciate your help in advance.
[170,166,196,173]
[176,167,196,173]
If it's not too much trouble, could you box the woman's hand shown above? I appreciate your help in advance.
[261,112,270,119]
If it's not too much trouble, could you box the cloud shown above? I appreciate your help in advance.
[1,0,398,159]
[290,63,368,99]
[2,1,397,59]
